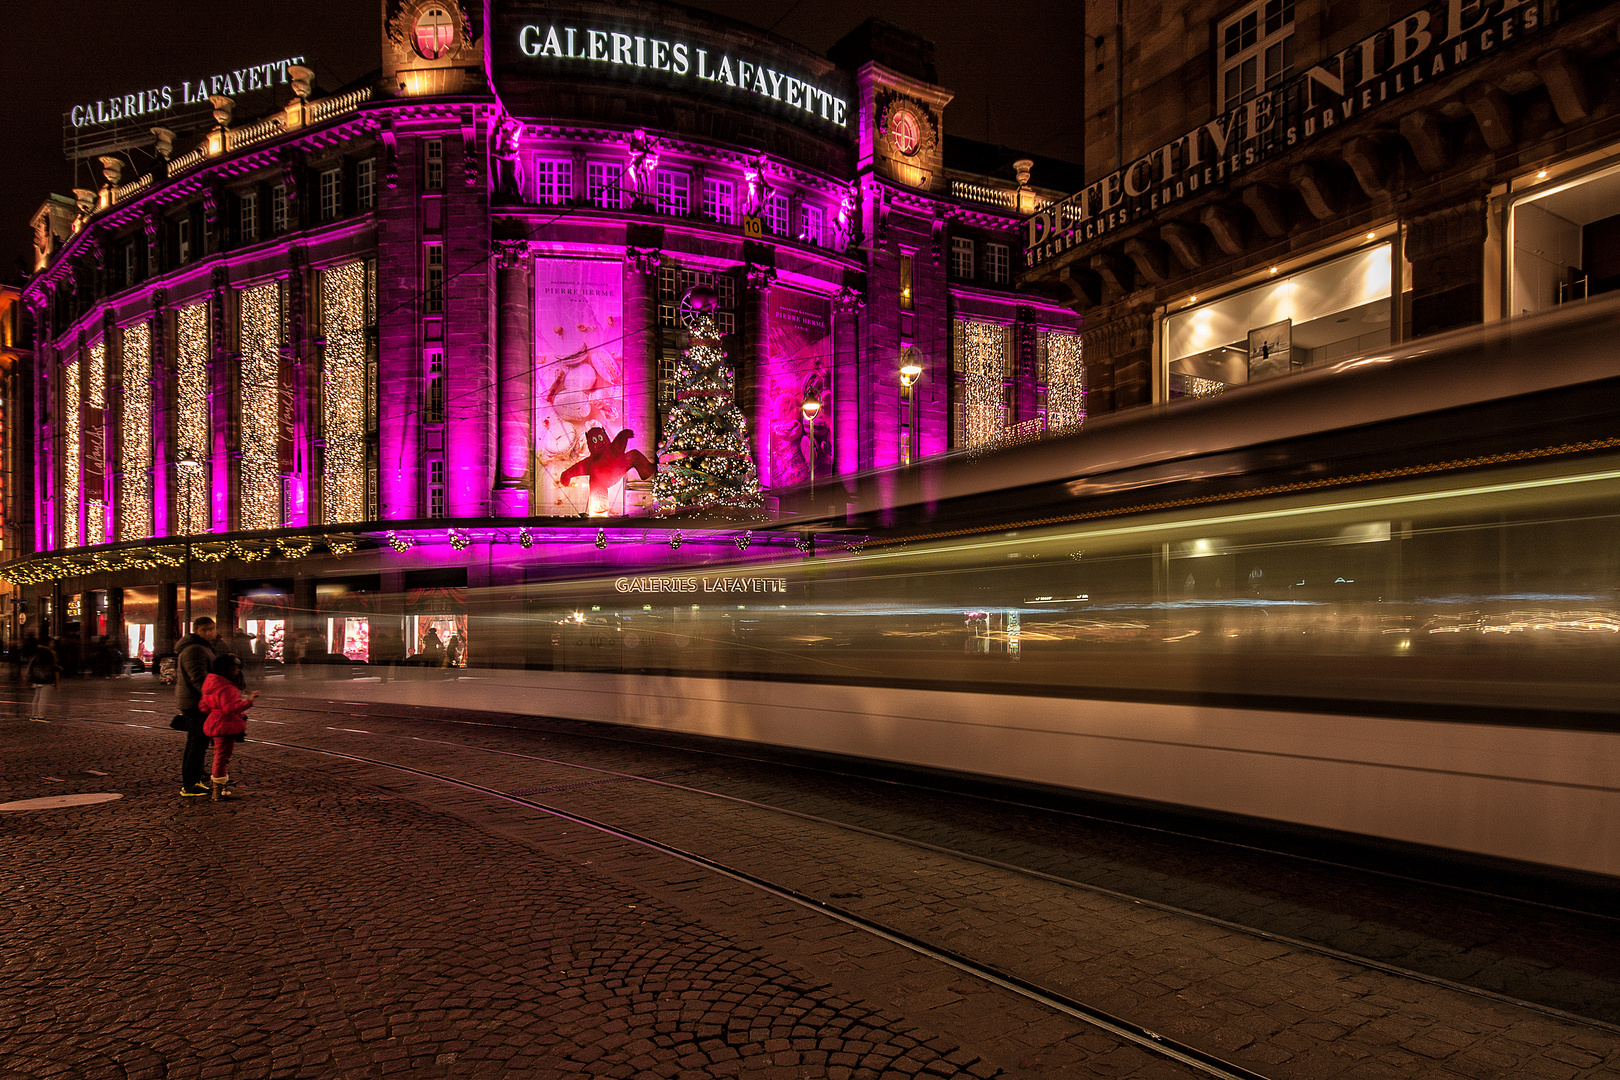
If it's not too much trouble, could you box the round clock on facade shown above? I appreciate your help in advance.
[678,285,720,330]
[413,7,456,59]
[889,106,921,156]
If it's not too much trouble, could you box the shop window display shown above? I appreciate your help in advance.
[1162,244,1409,400]
[1510,164,1620,315]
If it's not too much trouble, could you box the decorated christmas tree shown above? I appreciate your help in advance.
[655,288,762,514]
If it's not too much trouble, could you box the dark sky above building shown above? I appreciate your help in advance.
[4,0,1084,277]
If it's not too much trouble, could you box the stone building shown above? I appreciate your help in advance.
[1024,0,1620,410]
[13,0,1081,661]
[0,283,30,647]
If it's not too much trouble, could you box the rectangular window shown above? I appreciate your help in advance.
[801,204,826,245]
[271,185,288,233]
[428,460,445,518]
[424,244,444,314]
[533,159,573,205]
[356,160,376,211]
[424,350,445,423]
[899,253,914,311]
[951,237,975,280]
[425,139,444,189]
[986,243,1010,285]
[123,242,137,288]
[656,171,690,216]
[318,261,373,525]
[703,177,736,225]
[177,218,191,264]
[587,162,624,209]
[240,191,259,244]
[1219,0,1294,112]
[319,168,342,221]
[764,193,791,236]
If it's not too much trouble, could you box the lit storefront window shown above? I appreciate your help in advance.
[1509,161,1620,315]
[1161,243,1408,400]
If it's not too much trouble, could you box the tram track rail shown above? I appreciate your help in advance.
[17,681,1618,1080]
[96,689,1620,1034]
[244,733,1277,1080]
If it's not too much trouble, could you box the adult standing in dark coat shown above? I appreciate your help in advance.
[175,617,219,797]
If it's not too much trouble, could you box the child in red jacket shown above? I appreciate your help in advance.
[200,653,258,801]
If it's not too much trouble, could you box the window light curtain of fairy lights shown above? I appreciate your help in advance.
[320,261,370,524]
[237,282,283,530]
[61,356,80,547]
[85,341,108,543]
[1040,330,1085,432]
[120,321,154,540]
[175,303,211,535]
[953,319,1010,449]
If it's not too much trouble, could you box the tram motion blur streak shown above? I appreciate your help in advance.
[275,301,1620,880]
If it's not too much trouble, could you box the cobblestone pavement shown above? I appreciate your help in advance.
[5,679,1618,1080]
[0,681,1193,1080]
[242,696,1620,1080]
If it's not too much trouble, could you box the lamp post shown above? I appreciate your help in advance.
[800,394,822,496]
[176,457,199,630]
[899,361,923,466]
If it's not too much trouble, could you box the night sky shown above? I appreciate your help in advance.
[4,0,1084,277]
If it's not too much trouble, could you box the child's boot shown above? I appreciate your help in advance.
[210,775,234,801]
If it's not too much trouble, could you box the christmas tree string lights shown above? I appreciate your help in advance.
[655,288,761,515]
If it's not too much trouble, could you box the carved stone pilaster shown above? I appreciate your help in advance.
[1082,307,1154,414]
[745,264,777,292]
[460,109,481,188]
[626,246,662,275]
[285,245,306,356]
[376,118,399,190]
[278,149,301,209]
[493,239,530,270]
[1406,197,1489,337]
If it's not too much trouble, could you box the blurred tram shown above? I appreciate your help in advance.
[287,298,1620,880]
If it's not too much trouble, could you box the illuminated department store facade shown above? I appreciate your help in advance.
[17,0,1081,661]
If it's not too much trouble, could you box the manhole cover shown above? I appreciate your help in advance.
[0,793,123,811]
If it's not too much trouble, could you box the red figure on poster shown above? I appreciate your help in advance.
[560,427,655,513]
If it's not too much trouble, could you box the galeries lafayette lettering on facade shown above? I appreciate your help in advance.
[1025,0,1571,269]
[517,23,849,130]
[614,576,791,593]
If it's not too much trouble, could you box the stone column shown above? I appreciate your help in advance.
[150,295,170,536]
[291,575,316,671]
[743,261,776,489]
[1011,306,1039,428]
[209,264,233,532]
[79,590,94,656]
[833,287,863,478]
[107,588,125,659]
[1082,307,1154,416]
[493,240,533,517]
[1406,198,1488,339]
[216,576,234,634]
[623,239,661,515]
[156,583,177,657]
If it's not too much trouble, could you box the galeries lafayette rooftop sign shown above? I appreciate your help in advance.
[67,56,308,130]
[1025,0,1569,269]
[515,23,850,132]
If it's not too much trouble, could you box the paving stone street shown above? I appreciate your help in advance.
[2,677,1616,1080]
[0,681,1180,1080]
